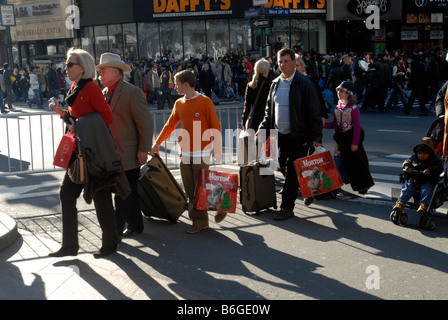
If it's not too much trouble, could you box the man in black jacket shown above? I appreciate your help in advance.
[46,62,59,99]
[257,48,323,221]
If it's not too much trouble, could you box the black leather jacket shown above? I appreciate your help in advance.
[258,71,323,143]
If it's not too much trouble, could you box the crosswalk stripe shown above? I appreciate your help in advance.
[386,154,410,159]
[371,173,400,182]
[377,129,412,133]
[370,161,403,168]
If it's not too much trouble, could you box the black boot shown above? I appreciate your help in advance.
[93,244,117,259]
[49,245,79,257]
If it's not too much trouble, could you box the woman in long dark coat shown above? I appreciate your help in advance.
[240,58,272,163]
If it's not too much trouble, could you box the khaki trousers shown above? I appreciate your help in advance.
[179,157,209,223]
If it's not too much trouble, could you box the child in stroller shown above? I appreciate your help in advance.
[390,130,445,230]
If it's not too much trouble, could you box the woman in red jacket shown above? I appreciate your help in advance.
[48,48,120,258]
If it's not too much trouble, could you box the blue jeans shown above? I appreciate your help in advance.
[0,90,5,111]
[30,89,42,107]
[397,180,434,206]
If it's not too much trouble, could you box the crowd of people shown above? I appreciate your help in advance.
[1,44,448,257]
[118,45,448,116]
[0,61,72,112]
[2,45,448,116]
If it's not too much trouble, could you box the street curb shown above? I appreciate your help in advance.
[0,211,19,252]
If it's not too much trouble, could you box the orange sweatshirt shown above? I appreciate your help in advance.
[156,94,222,156]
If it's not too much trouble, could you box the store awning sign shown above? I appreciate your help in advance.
[346,0,391,17]
[0,5,16,26]
[265,0,326,14]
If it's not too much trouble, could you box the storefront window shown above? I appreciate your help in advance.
[160,21,183,60]
[108,24,123,57]
[94,25,108,64]
[138,22,160,60]
[81,27,94,58]
[183,20,206,59]
[206,19,229,59]
[229,19,251,56]
[308,19,321,52]
[272,19,291,50]
[291,19,307,52]
[123,23,137,62]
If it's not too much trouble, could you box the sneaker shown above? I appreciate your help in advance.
[417,203,428,214]
[26,100,32,107]
[273,209,294,221]
[393,201,404,213]
[1,109,10,114]
[304,197,314,207]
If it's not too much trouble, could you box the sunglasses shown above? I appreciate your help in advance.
[65,62,80,68]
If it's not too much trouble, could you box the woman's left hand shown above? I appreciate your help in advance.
[351,145,359,152]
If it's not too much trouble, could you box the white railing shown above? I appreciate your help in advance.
[0,105,243,176]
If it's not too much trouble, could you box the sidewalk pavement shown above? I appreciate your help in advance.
[0,161,421,301]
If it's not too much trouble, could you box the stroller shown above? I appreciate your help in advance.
[390,117,448,230]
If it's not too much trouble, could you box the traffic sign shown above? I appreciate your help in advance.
[244,7,261,19]
[267,7,290,16]
[0,5,16,26]
[253,19,270,28]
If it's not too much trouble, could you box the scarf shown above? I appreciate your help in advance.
[63,78,92,125]
[65,78,92,107]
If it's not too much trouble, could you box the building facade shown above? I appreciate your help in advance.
[2,0,448,67]
[401,0,448,53]
[326,0,403,54]
[3,0,75,67]
[77,0,328,63]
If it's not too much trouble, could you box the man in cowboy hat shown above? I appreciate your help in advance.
[96,52,154,237]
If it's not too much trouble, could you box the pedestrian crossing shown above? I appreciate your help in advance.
[365,154,406,201]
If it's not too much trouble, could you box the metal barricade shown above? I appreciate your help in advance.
[0,105,243,176]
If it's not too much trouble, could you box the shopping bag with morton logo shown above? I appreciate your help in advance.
[194,169,239,213]
[293,150,343,199]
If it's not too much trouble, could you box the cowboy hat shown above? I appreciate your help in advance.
[95,52,132,74]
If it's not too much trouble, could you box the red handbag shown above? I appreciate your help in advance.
[194,169,239,213]
[53,132,75,169]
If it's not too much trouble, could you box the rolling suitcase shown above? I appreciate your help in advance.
[138,154,188,223]
[239,161,277,214]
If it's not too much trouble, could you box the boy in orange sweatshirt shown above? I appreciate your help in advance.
[151,70,223,233]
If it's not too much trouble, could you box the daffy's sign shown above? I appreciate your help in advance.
[152,0,232,18]
[149,0,326,19]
